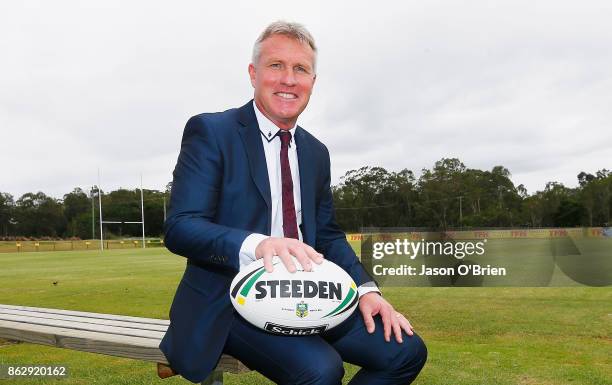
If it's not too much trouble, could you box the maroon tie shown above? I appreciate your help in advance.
[278,130,299,239]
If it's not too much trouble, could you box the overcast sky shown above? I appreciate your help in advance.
[2,0,611,199]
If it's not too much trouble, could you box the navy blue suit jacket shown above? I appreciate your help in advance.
[160,101,372,383]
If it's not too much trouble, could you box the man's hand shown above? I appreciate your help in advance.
[255,237,324,273]
[359,292,414,343]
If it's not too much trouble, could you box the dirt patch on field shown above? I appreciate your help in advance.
[516,376,556,385]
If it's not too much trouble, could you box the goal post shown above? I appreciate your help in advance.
[96,170,146,251]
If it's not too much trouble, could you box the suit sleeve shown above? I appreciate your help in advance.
[314,147,374,286]
[163,115,250,270]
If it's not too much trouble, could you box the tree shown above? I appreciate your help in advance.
[553,198,584,227]
[63,188,91,237]
[0,192,15,236]
[416,158,466,229]
[577,171,595,187]
[101,189,141,237]
[14,192,65,237]
[143,189,165,236]
[2,161,609,238]
[333,166,416,231]
[578,170,612,226]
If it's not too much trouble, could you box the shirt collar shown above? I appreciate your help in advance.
[253,102,297,142]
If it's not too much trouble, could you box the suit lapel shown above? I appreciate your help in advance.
[237,101,272,216]
[237,100,316,244]
[295,126,316,247]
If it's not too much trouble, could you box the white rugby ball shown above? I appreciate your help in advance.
[229,256,359,336]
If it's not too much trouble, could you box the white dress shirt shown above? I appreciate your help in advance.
[239,103,379,297]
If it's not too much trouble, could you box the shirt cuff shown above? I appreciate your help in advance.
[357,281,381,297]
[239,233,269,270]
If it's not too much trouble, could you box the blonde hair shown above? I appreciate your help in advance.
[252,21,317,71]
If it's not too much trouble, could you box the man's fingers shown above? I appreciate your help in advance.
[401,318,414,336]
[288,246,311,271]
[262,253,274,273]
[256,239,278,273]
[380,307,392,342]
[360,307,376,334]
[295,243,323,267]
[255,237,324,272]
[277,248,297,273]
[392,315,403,343]
[304,245,324,264]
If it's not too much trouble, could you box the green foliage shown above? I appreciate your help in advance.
[578,170,611,226]
[0,192,15,236]
[13,192,66,237]
[333,159,612,231]
[0,187,168,239]
[332,166,417,229]
[2,160,611,237]
[63,188,92,238]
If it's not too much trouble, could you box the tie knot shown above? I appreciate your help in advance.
[278,130,292,148]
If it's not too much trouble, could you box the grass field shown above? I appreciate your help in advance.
[359,237,612,287]
[0,248,610,384]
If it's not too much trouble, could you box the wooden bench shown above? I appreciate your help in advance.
[0,304,248,384]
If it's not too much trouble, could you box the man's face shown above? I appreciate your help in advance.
[249,34,316,129]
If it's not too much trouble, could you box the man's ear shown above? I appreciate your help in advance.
[310,73,316,92]
[248,63,256,88]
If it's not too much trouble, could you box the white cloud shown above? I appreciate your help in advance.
[1,0,611,198]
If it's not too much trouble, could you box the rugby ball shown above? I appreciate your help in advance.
[229,256,359,336]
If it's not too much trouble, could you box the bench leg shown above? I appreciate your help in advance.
[201,369,223,385]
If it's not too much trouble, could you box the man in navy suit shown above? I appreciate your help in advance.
[160,21,427,384]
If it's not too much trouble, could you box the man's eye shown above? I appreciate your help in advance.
[270,63,281,68]
[295,66,307,73]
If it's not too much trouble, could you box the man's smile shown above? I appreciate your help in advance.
[274,92,298,100]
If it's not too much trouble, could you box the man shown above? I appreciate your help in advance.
[160,21,427,384]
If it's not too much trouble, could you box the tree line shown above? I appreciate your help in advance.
[0,187,168,240]
[1,158,610,239]
[332,158,611,232]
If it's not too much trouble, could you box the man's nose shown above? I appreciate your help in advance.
[280,68,297,86]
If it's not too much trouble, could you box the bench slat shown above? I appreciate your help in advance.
[0,319,244,373]
[0,308,168,332]
[0,319,164,361]
[0,313,166,340]
[0,304,169,325]
[0,304,249,375]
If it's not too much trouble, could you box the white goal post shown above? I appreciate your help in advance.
[96,170,146,251]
